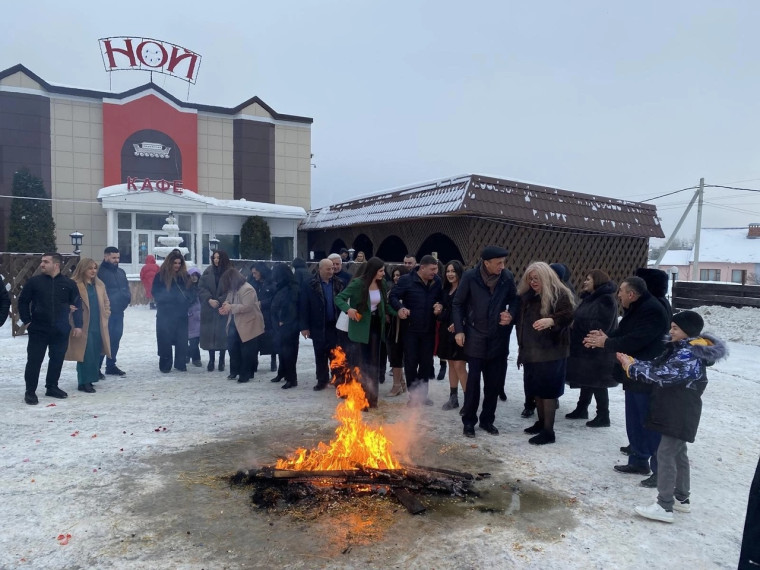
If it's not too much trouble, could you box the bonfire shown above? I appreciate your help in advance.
[275,347,400,471]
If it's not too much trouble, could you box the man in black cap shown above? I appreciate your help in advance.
[453,245,518,437]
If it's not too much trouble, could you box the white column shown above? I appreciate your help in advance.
[106,209,116,247]
[195,212,204,267]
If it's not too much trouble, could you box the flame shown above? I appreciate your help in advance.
[275,346,400,471]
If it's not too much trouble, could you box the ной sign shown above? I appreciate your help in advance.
[99,37,201,84]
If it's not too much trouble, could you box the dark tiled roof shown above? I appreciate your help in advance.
[303,175,664,238]
[0,64,313,124]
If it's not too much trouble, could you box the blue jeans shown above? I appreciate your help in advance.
[625,390,661,473]
[100,311,124,371]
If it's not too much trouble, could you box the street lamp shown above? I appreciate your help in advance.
[69,231,83,255]
[209,235,220,253]
[348,248,355,262]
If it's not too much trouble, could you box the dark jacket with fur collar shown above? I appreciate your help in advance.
[626,333,728,442]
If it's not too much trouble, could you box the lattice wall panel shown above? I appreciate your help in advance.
[305,216,648,290]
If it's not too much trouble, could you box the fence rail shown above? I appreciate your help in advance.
[672,281,760,310]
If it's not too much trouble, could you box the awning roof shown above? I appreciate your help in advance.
[302,174,664,238]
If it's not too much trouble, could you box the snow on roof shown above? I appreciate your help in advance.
[654,249,693,266]
[693,227,760,263]
[97,184,306,219]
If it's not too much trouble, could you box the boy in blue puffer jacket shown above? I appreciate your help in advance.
[616,310,728,523]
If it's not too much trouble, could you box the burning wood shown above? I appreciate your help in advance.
[230,464,482,514]
[237,346,485,514]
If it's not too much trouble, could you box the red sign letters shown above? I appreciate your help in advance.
[99,37,202,84]
[126,177,183,194]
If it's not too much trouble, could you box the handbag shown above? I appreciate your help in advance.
[336,310,350,332]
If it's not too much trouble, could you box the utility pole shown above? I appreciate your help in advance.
[693,178,704,280]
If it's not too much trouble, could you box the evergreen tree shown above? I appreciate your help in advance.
[7,169,57,253]
[239,216,271,260]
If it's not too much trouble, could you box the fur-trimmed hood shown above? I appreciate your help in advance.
[676,332,729,366]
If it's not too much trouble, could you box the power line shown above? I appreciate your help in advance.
[639,186,699,203]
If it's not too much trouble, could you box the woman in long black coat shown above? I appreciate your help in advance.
[198,250,232,372]
[152,251,197,373]
[248,262,277,374]
[564,269,618,427]
[270,263,300,389]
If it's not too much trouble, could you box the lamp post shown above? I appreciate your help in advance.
[348,248,355,262]
[69,231,83,256]
[209,235,220,261]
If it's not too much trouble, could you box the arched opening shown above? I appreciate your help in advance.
[416,233,463,264]
[352,234,373,259]
[375,235,408,263]
[121,129,182,182]
[330,238,347,254]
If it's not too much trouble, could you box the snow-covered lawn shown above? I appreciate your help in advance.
[0,305,757,569]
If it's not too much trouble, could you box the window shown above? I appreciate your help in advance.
[699,269,720,281]
[117,231,132,263]
[216,235,240,259]
[732,269,745,284]
[118,212,132,229]
[272,237,293,261]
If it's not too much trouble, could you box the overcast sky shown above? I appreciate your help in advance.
[2,0,760,240]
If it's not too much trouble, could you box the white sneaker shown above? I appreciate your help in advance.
[672,499,691,513]
[634,502,674,523]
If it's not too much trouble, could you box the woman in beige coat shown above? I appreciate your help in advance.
[65,258,111,393]
[218,268,264,383]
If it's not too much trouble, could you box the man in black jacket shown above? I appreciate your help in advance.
[453,246,518,437]
[18,253,81,404]
[585,276,668,481]
[389,254,442,406]
[300,259,345,391]
[98,247,131,377]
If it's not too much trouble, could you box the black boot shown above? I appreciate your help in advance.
[218,353,225,372]
[586,413,611,427]
[436,361,447,380]
[441,391,459,411]
[270,354,277,372]
[565,407,589,420]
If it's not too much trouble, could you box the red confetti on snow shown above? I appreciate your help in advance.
[93,415,98,418]
[91,434,97,439]
[119,448,124,452]
[35,440,40,443]
[92,468,97,472]
[22,458,29,463]
[70,431,79,437]
[45,404,56,407]
[57,533,71,545]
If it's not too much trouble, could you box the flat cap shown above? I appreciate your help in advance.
[481,245,509,260]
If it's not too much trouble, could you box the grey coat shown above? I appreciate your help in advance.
[198,265,228,350]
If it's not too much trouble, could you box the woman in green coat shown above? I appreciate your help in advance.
[335,256,395,408]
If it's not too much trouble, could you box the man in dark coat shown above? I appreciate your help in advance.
[98,246,131,377]
[584,276,668,482]
[18,253,81,404]
[389,254,443,406]
[300,259,345,391]
[740,455,760,569]
[452,245,519,437]
[0,284,10,328]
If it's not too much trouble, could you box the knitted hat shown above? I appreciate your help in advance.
[672,310,704,338]
[481,245,509,260]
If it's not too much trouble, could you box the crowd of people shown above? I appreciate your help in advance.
[10,245,745,530]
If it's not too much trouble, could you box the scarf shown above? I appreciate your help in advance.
[480,263,499,294]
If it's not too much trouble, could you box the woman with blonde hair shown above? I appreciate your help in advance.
[65,258,111,393]
[516,261,575,445]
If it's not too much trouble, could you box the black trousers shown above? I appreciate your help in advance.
[740,455,760,569]
[188,337,201,361]
[99,311,124,371]
[277,330,300,384]
[313,324,338,386]
[156,315,188,372]
[576,386,610,414]
[461,355,507,427]
[402,329,435,388]
[228,327,258,382]
[25,328,69,393]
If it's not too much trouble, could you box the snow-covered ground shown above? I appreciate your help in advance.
[0,304,757,569]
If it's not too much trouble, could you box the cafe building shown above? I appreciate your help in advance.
[0,57,312,273]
